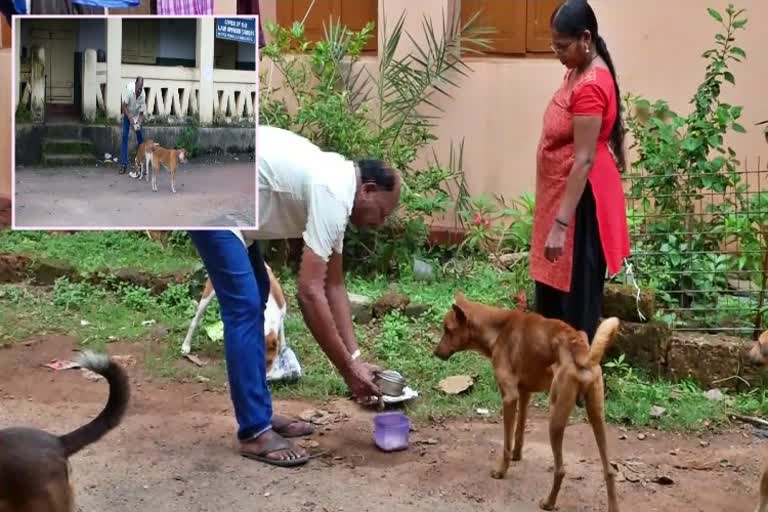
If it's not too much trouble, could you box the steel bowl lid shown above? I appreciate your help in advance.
[376,370,405,384]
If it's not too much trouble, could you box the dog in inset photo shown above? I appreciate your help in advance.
[130,140,159,181]
[0,352,130,512]
[433,292,621,512]
[144,143,188,193]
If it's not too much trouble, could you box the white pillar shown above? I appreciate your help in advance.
[29,46,45,123]
[105,18,123,120]
[13,16,21,108]
[82,49,97,122]
[196,17,215,124]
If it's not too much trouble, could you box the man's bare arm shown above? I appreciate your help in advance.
[325,252,359,355]
[297,247,353,374]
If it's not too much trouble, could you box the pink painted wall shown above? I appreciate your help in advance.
[258,0,768,204]
[1,0,766,209]
[0,49,11,199]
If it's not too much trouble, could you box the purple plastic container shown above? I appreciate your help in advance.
[374,412,410,452]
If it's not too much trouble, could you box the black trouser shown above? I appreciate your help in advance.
[535,182,607,342]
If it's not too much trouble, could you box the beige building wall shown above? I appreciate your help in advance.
[1,0,766,207]
[259,0,768,204]
[0,48,11,199]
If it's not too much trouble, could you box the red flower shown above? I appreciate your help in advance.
[473,213,483,226]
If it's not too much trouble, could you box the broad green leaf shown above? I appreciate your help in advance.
[707,8,723,22]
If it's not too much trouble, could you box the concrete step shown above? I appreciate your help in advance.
[43,124,83,139]
[42,138,95,156]
[42,153,98,167]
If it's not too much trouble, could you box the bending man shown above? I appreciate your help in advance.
[188,125,402,467]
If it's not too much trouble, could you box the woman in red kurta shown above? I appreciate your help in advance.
[531,0,630,341]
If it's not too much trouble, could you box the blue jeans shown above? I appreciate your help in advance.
[121,114,144,167]
[188,231,272,440]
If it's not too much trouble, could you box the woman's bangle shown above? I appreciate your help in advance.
[555,218,568,228]
[351,349,361,361]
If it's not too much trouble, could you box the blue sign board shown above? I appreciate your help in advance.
[215,18,256,45]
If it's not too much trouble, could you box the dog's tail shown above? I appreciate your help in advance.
[58,351,130,457]
[587,317,620,367]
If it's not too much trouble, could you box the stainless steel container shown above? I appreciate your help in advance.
[374,370,406,397]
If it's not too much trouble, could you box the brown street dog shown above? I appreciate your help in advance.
[145,143,188,193]
[0,352,130,512]
[433,292,621,512]
[131,139,160,181]
[746,330,768,512]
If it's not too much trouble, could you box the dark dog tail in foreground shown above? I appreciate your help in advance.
[59,351,130,456]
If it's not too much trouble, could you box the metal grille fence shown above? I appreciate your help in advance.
[617,158,768,338]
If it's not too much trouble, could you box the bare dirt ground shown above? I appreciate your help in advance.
[0,335,765,512]
[12,156,256,229]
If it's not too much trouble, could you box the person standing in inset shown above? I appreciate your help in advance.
[119,77,145,175]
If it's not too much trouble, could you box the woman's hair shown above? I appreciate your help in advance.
[551,0,626,171]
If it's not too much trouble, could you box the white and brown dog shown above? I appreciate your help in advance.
[181,233,287,377]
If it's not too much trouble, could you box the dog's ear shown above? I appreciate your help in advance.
[454,291,467,304]
[452,303,467,325]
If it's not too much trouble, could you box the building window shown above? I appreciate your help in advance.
[276,0,378,53]
[460,0,561,56]
[1,16,11,49]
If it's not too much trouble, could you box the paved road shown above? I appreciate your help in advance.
[13,157,256,228]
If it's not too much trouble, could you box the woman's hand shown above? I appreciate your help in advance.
[544,222,567,262]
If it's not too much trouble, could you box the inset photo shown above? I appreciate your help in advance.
[12,14,258,229]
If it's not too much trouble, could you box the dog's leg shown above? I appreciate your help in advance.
[181,284,216,355]
[540,377,578,511]
[512,390,530,461]
[581,373,620,512]
[491,365,519,479]
[151,158,159,192]
[756,463,768,512]
[171,161,177,194]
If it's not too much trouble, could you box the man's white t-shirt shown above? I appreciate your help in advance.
[122,81,146,118]
[233,126,357,262]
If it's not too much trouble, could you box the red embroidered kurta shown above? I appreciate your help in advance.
[530,67,631,292]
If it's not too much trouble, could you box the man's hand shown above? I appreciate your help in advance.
[341,359,382,403]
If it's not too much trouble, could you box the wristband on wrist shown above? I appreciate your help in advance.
[555,218,568,228]
[351,349,361,361]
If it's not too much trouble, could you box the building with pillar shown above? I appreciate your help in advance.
[15,16,256,126]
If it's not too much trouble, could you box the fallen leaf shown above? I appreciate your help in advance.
[420,438,439,445]
[43,359,80,371]
[650,406,666,418]
[476,408,490,416]
[141,319,156,327]
[704,389,724,402]
[184,354,205,367]
[438,375,474,395]
[113,355,136,367]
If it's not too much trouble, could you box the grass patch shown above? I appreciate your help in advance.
[0,231,199,274]
[3,243,768,431]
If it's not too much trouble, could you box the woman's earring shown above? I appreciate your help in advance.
[586,47,590,54]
